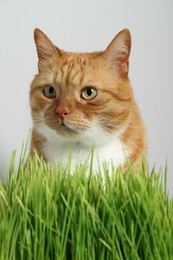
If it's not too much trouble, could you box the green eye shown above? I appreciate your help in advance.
[43,85,56,98]
[81,87,97,100]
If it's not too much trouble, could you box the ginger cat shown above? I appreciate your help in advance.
[29,28,146,172]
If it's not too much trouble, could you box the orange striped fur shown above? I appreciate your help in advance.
[29,28,147,172]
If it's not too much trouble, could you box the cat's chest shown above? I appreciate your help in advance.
[38,126,128,173]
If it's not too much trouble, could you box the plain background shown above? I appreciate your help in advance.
[0,0,172,194]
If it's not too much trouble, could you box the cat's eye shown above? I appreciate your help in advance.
[43,85,56,98]
[81,87,97,100]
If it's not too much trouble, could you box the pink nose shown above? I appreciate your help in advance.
[56,107,70,121]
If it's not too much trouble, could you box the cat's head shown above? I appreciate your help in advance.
[30,28,133,145]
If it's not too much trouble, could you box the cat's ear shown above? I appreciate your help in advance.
[34,28,58,68]
[103,29,131,76]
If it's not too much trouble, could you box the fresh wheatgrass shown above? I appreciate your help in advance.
[0,147,173,260]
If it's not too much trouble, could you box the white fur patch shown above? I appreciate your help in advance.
[37,123,130,175]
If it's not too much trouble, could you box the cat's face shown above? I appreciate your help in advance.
[30,29,133,145]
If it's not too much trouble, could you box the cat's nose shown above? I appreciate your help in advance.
[56,107,70,121]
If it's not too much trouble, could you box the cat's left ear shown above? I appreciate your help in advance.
[103,29,131,76]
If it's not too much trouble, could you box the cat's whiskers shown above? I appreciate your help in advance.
[97,118,142,152]
[121,133,139,150]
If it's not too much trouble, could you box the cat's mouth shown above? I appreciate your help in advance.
[59,122,69,129]
[57,122,78,137]
[60,123,70,130]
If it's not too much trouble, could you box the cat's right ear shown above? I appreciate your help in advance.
[34,28,58,69]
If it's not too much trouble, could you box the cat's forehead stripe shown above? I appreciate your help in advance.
[62,61,79,85]
[58,56,86,87]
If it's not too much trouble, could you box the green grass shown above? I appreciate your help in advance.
[0,150,173,260]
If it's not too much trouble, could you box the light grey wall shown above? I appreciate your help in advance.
[0,0,172,194]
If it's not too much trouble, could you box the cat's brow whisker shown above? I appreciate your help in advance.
[39,59,57,77]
